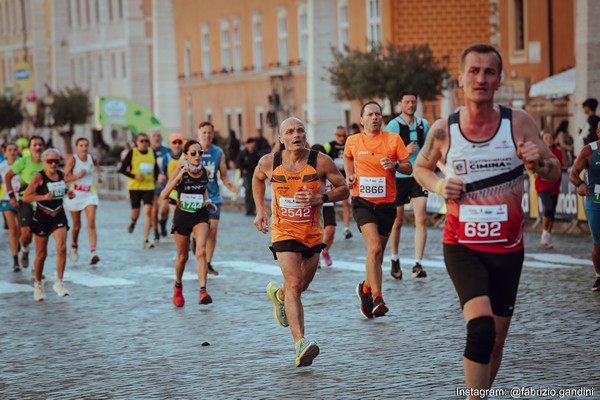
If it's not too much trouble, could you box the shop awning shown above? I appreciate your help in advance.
[529,68,575,98]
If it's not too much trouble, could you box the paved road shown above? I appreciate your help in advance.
[0,201,598,399]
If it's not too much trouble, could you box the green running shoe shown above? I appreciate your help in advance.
[295,338,320,367]
[266,281,288,327]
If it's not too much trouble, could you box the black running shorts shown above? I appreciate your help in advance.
[444,244,524,317]
[19,201,34,228]
[323,206,336,227]
[395,177,428,206]
[269,240,326,260]
[31,209,69,237]
[351,197,396,237]
[172,208,209,236]
[129,190,154,209]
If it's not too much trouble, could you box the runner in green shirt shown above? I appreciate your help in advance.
[4,135,45,270]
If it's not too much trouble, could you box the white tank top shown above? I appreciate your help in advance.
[0,160,21,200]
[443,106,525,253]
[70,154,95,193]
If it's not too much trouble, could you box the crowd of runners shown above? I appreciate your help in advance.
[1,43,599,398]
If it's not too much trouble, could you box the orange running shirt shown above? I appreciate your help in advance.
[270,150,324,247]
[344,131,409,204]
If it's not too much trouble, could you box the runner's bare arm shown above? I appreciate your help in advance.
[63,156,79,183]
[570,145,591,197]
[514,110,560,182]
[4,169,16,194]
[252,154,273,233]
[159,165,186,201]
[93,155,103,184]
[315,154,349,204]
[218,152,238,193]
[343,152,355,188]
[22,173,50,203]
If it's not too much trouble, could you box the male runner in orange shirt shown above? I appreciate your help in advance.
[344,101,412,318]
[253,117,348,367]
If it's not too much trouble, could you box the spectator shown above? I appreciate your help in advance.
[227,129,241,170]
[554,120,574,166]
[582,98,600,146]
[254,128,272,156]
[349,123,361,135]
[535,132,566,249]
[236,138,261,216]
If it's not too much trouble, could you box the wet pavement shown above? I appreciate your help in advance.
[0,200,598,399]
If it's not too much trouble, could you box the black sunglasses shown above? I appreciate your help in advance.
[45,158,60,165]
[172,140,183,145]
[188,151,203,157]
[138,139,149,143]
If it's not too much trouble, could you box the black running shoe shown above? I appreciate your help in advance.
[592,278,600,292]
[391,259,402,280]
[207,262,219,276]
[411,263,427,278]
[372,296,389,317]
[344,229,353,239]
[356,282,373,319]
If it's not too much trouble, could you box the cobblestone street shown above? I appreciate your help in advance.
[0,201,598,399]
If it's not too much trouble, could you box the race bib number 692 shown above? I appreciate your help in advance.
[458,204,508,244]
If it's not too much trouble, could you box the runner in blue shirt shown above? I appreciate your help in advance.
[197,121,238,275]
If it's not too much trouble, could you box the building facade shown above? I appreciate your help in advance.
[0,0,157,152]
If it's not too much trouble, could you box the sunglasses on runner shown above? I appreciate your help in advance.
[45,159,60,165]
[171,140,183,145]
[188,151,203,157]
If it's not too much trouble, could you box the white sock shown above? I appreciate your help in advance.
[22,245,29,252]
[391,254,399,261]
[415,259,422,265]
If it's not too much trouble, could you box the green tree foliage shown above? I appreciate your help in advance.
[326,43,449,107]
[0,97,24,132]
[51,86,92,153]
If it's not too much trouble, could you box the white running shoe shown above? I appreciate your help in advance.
[69,247,79,262]
[90,251,100,265]
[53,279,69,297]
[34,281,45,301]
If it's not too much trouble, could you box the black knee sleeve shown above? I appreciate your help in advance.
[464,316,495,364]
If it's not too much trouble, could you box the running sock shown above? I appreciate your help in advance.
[90,246,96,252]
[71,243,78,248]
[175,281,182,288]
[276,289,284,302]
[21,244,29,253]
[344,226,350,231]
[200,286,206,291]
[391,254,399,261]
[373,291,382,300]
[415,259,422,265]
[362,281,371,294]
[13,255,18,265]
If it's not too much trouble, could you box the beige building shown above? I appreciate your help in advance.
[172,0,401,145]
[0,0,162,151]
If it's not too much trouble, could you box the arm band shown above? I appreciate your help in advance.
[435,179,444,196]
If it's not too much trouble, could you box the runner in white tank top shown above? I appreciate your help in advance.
[64,138,102,265]
[413,44,561,398]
